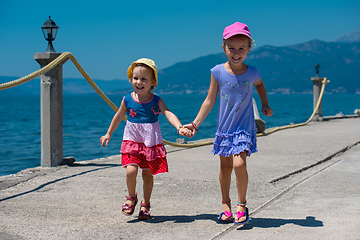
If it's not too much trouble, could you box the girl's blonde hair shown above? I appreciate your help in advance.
[223,35,254,48]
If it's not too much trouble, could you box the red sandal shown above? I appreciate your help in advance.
[122,195,138,216]
[138,202,151,220]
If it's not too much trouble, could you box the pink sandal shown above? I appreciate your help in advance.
[219,199,233,223]
[122,195,138,216]
[234,201,249,225]
[138,202,151,220]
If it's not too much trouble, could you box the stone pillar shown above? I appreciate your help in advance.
[34,52,64,167]
[311,76,324,121]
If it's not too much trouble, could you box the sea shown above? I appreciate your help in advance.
[0,93,359,176]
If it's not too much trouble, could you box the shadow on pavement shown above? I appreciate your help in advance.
[0,166,115,202]
[127,213,219,224]
[238,216,323,230]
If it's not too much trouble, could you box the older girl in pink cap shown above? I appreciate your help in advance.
[185,22,273,225]
[100,58,190,220]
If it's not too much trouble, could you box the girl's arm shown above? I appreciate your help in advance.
[185,74,219,135]
[100,100,127,147]
[254,77,273,116]
[158,99,191,136]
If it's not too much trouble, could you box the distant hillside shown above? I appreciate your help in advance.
[62,78,129,94]
[157,39,360,94]
[0,77,129,96]
[1,32,359,95]
[334,30,360,43]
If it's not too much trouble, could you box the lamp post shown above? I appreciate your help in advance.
[34,17,64,167]
[315,63,320,77]
[311,63,324,121]
[41,16,59,53]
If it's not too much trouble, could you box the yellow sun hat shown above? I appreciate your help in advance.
[127,58,158,86]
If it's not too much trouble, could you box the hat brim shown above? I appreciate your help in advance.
[127,59,158,87]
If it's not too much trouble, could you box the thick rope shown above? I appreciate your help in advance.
[0,52,328,148]
[257,77,328,137]
[0,52,120,114]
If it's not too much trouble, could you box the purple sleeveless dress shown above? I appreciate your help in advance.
[211,64,260,157]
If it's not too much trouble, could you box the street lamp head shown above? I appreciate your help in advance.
[41,16,59,53]
[315,63,320,76]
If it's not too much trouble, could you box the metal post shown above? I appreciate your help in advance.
[311,76,324,121]
[34,52,64,167]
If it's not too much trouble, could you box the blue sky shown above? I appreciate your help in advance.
[1,0,359,81]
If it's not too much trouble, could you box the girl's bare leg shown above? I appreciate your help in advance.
[219,155,233,220]
[233,151,248,223]
[141,169,153,211]
[124,165,138,214]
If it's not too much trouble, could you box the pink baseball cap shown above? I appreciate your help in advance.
[223,22,252,40]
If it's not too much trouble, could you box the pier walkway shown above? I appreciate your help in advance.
[1,118,359,239]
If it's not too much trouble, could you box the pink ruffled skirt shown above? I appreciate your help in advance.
[120,121,168,175]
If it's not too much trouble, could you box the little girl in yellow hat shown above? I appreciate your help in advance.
[100,58,191,220]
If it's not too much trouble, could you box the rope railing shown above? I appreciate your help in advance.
[0,52,119,113]
[0,52,328,148]
[257,77,328,136]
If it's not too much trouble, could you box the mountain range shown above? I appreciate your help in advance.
[1,30,359,96]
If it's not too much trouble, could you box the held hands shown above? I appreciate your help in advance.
[262,106,273,117]
[178,126,193,137]
[181,123,197,138]
[100,133,111,147]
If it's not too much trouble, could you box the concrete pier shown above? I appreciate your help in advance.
[0,118,359,239]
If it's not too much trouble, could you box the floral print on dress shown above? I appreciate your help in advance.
[220,80,250,112]
[130,109,137,118]
[151,105,162,115]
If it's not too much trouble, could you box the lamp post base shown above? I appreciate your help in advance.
[45,42,56,53]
